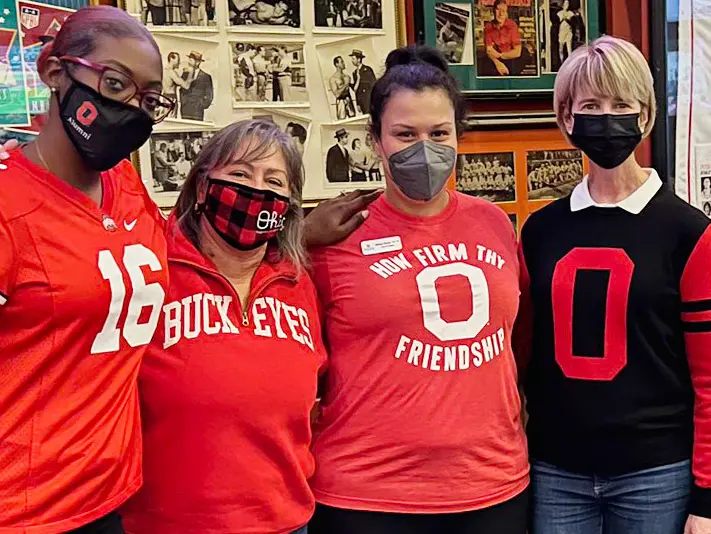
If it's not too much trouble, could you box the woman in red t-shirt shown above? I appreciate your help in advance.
[308,45,529,534]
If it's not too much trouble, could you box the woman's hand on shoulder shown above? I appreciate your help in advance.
[304,189,382,248]
[0,139,18,169]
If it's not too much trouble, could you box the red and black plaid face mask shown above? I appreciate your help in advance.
[201,179,290,251]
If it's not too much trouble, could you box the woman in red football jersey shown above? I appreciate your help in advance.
[0,6,174,534]
[118,119,331,534]
[307,45,529,534]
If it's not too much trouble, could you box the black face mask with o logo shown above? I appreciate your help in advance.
[58,79,154,172]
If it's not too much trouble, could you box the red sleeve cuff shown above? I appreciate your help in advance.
[691,484,711,518]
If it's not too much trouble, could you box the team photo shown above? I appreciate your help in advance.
[526,149,584,200]
[456,152,516,203]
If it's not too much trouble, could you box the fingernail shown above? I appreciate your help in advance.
[0,164,8,170]
[0,153,9,160]
[361,209,369,219]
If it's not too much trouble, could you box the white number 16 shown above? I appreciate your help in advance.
[91,244,165,354]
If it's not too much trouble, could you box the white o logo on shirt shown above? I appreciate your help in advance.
[415,262,490,342]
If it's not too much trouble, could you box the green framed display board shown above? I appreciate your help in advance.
[424,0,602,96]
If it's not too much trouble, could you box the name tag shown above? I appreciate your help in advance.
[361,236,403,256]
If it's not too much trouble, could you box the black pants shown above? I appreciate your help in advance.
[67,512,124,534]
[309,488,528,534]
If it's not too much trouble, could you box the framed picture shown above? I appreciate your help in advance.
[455,152,516,203]
[422,0,602,95]
[139,127,218,207]
[435,2,473,65]
[230,41,308,108]
[251,109,312,156]
[316,36,383,122]
[313,0,385,33]
[153,35,219,125]
[526,148,584,200]
[228,0,302,31]
[19,1,74,116]
[122,0,218,31]
[320,122,383,189]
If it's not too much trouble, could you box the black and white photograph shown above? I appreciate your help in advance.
[148,130,215,194]
[474,0,539,78]
[126,0,217,28]
[435,2,473,65]
[317,38,381,121]
[321,124,383,186]
[539,0,586,73]
[527,149,584,200]
[252,111,311,156]
[228,0,301,28]
[231,42,308,107]
[314,0,383,30]
[155,36,217,124]
[455,152,516,203]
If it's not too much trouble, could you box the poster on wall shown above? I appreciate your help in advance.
[313,0,383,31]
[229,0,300,28]
[526,149,583,200]
[0,0,30,127]
[455,152,516,202]
[674,0,711,212]
[539,0,586,73]
[474,0,539,78]
[19,1,73,116]
[321,123,383,188]
[435,2,474,65]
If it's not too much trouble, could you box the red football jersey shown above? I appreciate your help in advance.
[310,191,529,513]
[0,150,168,533]
[121,217,327,534]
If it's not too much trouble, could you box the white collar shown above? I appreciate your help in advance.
[569,169,663,214]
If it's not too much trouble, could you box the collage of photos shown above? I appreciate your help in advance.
[125,0,395,204]
[425,0,593,94]
[697,151,711,218]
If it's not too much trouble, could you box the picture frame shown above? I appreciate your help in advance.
[138,125,219,208]
[121,0,219,33]
[422,0,602,95]
[227,0,304,33]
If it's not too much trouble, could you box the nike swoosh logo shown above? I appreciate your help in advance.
[124,219,137,231]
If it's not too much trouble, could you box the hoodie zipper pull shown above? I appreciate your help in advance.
[242,311,249,327]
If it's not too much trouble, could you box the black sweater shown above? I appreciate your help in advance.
[517,185,711,516]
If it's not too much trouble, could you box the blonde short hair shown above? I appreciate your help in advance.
[554,35,656,141]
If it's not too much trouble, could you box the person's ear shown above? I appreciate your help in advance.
[563,107,574,135]
[639,107,649,135]
[39,56,64,93]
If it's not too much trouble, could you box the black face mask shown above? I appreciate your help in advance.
[569,113,643,170]
[58,79,154,172]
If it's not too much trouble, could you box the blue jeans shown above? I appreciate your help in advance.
[292,527,307,534]
[531,460,691,534]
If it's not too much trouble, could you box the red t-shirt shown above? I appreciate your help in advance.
[0,150,168,533]
[309,191,529,513]
[485,19,522,53]
[121,217,328,534]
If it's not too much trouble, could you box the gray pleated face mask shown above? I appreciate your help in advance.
[388,140,457,201]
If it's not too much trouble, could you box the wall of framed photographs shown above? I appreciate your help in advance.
[454,126,589,234]
[421,0,601,96]
[124,0,404,207]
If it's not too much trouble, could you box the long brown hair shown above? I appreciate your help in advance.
[173,120,307,269]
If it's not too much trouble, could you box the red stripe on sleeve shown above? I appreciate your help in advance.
[681,225,711,516]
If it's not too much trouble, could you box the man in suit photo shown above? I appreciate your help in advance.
[326,128,350,183]
[180,51,214,121]
[349,49,376,115]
